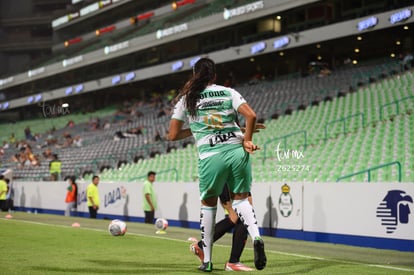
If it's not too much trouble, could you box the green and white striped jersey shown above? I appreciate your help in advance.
[172,84,246,160]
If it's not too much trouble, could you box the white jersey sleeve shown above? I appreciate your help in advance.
[230,88,247,111]
[171,97,186,122]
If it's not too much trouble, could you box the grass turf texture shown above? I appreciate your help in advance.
[1,212,413,274]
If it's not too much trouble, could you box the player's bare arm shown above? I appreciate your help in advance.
[167,119,192,141]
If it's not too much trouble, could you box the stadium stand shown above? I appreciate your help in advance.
[0,0,413,184]
[95,68,414,183]
[2,59,412,182]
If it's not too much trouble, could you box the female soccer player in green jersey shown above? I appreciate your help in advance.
[167,58,266,272]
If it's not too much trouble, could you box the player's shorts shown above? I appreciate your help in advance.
[198,146,252,200]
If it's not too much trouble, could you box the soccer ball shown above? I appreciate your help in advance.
[108,219,127,236]
[155,218,168,231]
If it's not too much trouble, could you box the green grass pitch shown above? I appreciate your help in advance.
[1,212,413,274]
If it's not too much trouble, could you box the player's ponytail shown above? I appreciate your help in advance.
[176,58,216,118]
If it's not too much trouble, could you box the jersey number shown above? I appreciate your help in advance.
[204,114,224,129]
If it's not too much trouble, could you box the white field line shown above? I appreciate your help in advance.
[266,250,414,272]
[2,218,414,273]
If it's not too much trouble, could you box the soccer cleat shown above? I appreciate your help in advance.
[190,242,205,263]
[199,261,213,272]
[224,262,254,271]
[253,237,267,270]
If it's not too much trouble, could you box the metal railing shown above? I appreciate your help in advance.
[324,112,365,141]
[336,161,402,182]
[379,96,414,120]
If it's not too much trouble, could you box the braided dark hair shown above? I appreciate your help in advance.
[176,58,216,118]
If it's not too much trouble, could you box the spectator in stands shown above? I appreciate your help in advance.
[114,126,143,140]
[11,150,27,168]
[24,144,40,166]
[114,131,126,140]
[9,133,16,145]
[150,93,163,109]
[34,133,47,149]
[96,117,101,129]
[2,140,9,150]
[42,148,54,161]
[127,126,143,136]
[248,69,264,85]
[167,89,177,102]
[49,154,62,181]
[318,65,332,78]
[15,140,25,151]
[66,120,75,128]
[401,51,413,71]
[87,175,100,219]
[223,70,237,87]
[11,144,38,168]
[343,56,352,67]
[129,101,144,117]
[157,105,167,118]
[143,171,157,224]
[113,110,127,123]
[88,117,100,130]
[32,133,41,142]
[154,131,162,142]
[0,175,7,211]
[63,132,74,148]
[46,130,58,146]
[103,120,111,129]
[73,135,83,147]
[64,176,77,217]
[24,126,35,141]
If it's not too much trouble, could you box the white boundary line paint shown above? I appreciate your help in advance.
[2,218,414,273]
[267,250,414,272]
[367,265,414,272]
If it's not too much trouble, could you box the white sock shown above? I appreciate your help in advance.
[200,205,216,263]
[232,198,261,241]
